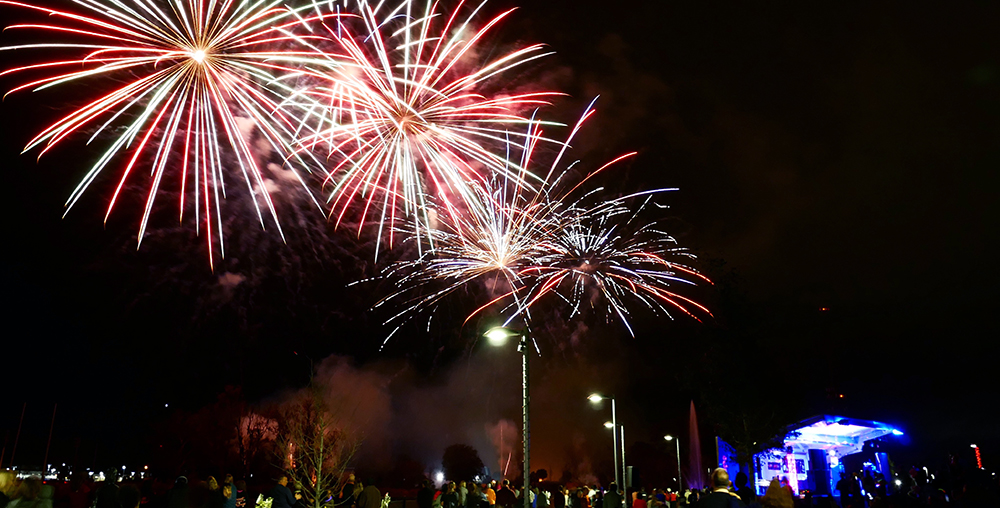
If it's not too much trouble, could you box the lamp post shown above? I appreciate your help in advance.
[486,327,532,508]
[664,435,681,491]
[620,425,627,493]
[588,394,620,488]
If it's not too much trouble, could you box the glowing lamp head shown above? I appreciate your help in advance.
[664,435,674,441]
[190,49,207,64]
[891,429,904,436]
[588,393,604,404]
[485,327,514,346]
[604,421,614,429]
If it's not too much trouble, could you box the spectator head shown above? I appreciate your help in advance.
[176,476,188,487]
[207,477,219,491]
[711,469,730,489]
[224,475,234,485]
[735,472,747,488]
[608,483,617,493]
[0,470,15,497]
[278,476,288,487]
[120,485,141,508]
[236,481,247,492]
[502,480,509,487]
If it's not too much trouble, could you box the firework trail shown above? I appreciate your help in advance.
[286,0,561,257]
[0,0,344,267]
[368,102,710,346]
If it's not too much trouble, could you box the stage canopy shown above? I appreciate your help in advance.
[785,415,903,456]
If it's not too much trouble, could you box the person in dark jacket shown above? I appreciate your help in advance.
[269,477,299,508]
[494,482,516,508]
[356,480,381,508]
[165,478,190,508]
[604,485,622,508]
[417,481,435,508]
[732,473,752,507]
[94,471,121,508]
[695,470,744,508]
[439,484,459,508]
[234,482,247,508]
[205,478,226,508]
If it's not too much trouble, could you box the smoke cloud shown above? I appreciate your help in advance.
[301,346,633,484]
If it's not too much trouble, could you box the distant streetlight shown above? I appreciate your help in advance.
[588,394,622,488]
[665,435,681,491]
[486,326,532,508]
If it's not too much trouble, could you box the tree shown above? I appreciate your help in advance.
[279,385,360,508]
[442,444,485,482]
[236,410,278,478]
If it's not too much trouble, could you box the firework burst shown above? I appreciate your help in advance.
[0,0,344,267]
[287,0,561,256]
[369,103,710,345]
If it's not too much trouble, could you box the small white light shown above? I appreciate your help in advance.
[588,394,603,404]
[664,435,674,441]
[191,49,206,64]
[604,421,614,429]
[894,479,902,486]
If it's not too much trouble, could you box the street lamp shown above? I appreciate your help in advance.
[485,326,532,508]
[664,435,681,491]
[588,394,621,488]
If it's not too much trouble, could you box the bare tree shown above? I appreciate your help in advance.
[278,386,360,508]
[237,411,278,478]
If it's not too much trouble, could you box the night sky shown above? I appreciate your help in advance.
[1,0,998,478]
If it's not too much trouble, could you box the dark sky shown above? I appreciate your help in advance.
[1,0,998,475]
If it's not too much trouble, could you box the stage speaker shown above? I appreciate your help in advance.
[808,449,831,496]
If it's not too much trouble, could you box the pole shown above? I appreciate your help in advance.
[611,398,620,488]
[43,403,58,474]
[674,439,682,491]
[521,336,530,508]
[1,430,8,467]
[620,425,626,495]
[10,402,26,468]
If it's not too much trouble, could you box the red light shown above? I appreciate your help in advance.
[974,446,983,469]
[820,307,829,311]
[839,394,844,398]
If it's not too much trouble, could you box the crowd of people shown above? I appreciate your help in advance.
[2,463,997,508]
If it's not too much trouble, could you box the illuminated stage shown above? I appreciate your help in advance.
[717,415,904,497]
